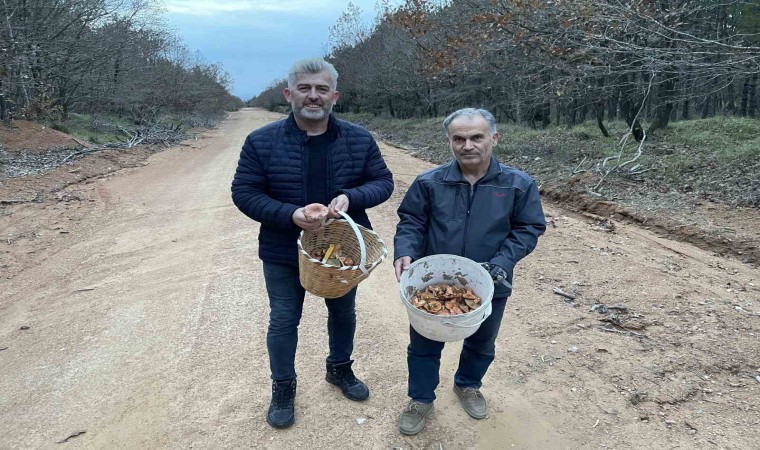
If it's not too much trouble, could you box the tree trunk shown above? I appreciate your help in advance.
[725,82,735,115]
[541,102,550,128]
[620,87,645,142]
[626,115,644,142]
[113,52,121,91]
[570,99,577,126]
[648,102,673,134]
[741,76,750,116]
[579,102,588,123]
[649,76,675,134]
[608,94,617,121]
[596,101,609,137]
[515,98,521,126]
[749,73,758,118]
[701,96,710,119]
[682,99,689,120]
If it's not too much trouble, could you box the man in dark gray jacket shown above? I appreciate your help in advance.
[231,58,393,429]
[393,108,545,435]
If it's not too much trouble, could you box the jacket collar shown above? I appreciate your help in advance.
[442,156,502,183]
[285,112,341,142]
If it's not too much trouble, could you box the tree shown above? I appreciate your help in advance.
[0,0,239,124]
[317,0,760,134]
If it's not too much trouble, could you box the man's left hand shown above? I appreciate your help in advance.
[489,264,508,284]
[482,263,510,286]
[327,194,349,218]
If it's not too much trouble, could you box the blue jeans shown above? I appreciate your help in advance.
[407,297,508,403]
[263,262,357,381]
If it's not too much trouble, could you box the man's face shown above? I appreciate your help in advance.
[283,71,339,121]
[447,115,500,170]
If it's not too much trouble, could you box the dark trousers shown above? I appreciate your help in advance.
[407,297,508,403]
[263,262,357,381]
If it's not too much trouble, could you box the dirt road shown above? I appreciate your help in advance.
[1,109,758,449]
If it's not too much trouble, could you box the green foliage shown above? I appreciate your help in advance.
[44,112,228,144]
[46,113,126,144]
[663,117,760,157]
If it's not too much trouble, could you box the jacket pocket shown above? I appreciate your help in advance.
[450,185,460,222]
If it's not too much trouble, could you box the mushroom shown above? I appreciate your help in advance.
[424,301,442,313]
[303,203,329,222]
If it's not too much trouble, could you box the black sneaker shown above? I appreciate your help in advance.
[267,379,297,428]
[325,360,370,401]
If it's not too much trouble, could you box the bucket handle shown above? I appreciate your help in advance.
[324,211,368,274]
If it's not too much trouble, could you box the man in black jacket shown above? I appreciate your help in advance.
[393,108,545,435]
[231,58,393,429]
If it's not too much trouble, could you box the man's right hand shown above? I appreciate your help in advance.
[394,256,412,282]
[292,207,324,231]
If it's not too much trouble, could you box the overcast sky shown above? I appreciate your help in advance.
[163,0,396,100]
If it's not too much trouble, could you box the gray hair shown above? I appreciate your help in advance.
[287,58,339,90]
[443,108,497,135]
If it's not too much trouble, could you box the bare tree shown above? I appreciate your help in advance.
[317,0,759,134]
[0,0,240,124]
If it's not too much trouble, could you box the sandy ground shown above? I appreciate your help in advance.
[1,109,758,449]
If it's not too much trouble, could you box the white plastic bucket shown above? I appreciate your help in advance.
[399,254,494,342]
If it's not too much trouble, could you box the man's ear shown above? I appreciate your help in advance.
[283,87,292,102]
[492,131,501,146]
[333,90,340,103]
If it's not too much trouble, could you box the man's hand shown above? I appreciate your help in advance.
[292,207,324,231]
[327,194,349,218]
[394,256,412,282]
[489,264,508,283]
[481,263,510,286]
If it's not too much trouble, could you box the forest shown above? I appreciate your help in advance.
[0,0,242,127]
[252,0,760,139]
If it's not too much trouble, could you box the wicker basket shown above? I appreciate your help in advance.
[297,211,388,298]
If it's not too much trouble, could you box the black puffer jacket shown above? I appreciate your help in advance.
[394,157,545,298]
[232,114,394,265]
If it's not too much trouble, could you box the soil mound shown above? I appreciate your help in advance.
[0,120,84,152]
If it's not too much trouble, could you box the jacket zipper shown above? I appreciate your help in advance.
[461,183,477,256]
[302,134,335,204]
[302,136,310,205]
[454,185,460,218]
[326,138,334,198]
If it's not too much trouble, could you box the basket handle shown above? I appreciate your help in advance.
[336,211,368,274]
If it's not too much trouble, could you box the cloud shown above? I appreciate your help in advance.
[163,0,396,97]
[165,0,337,16]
